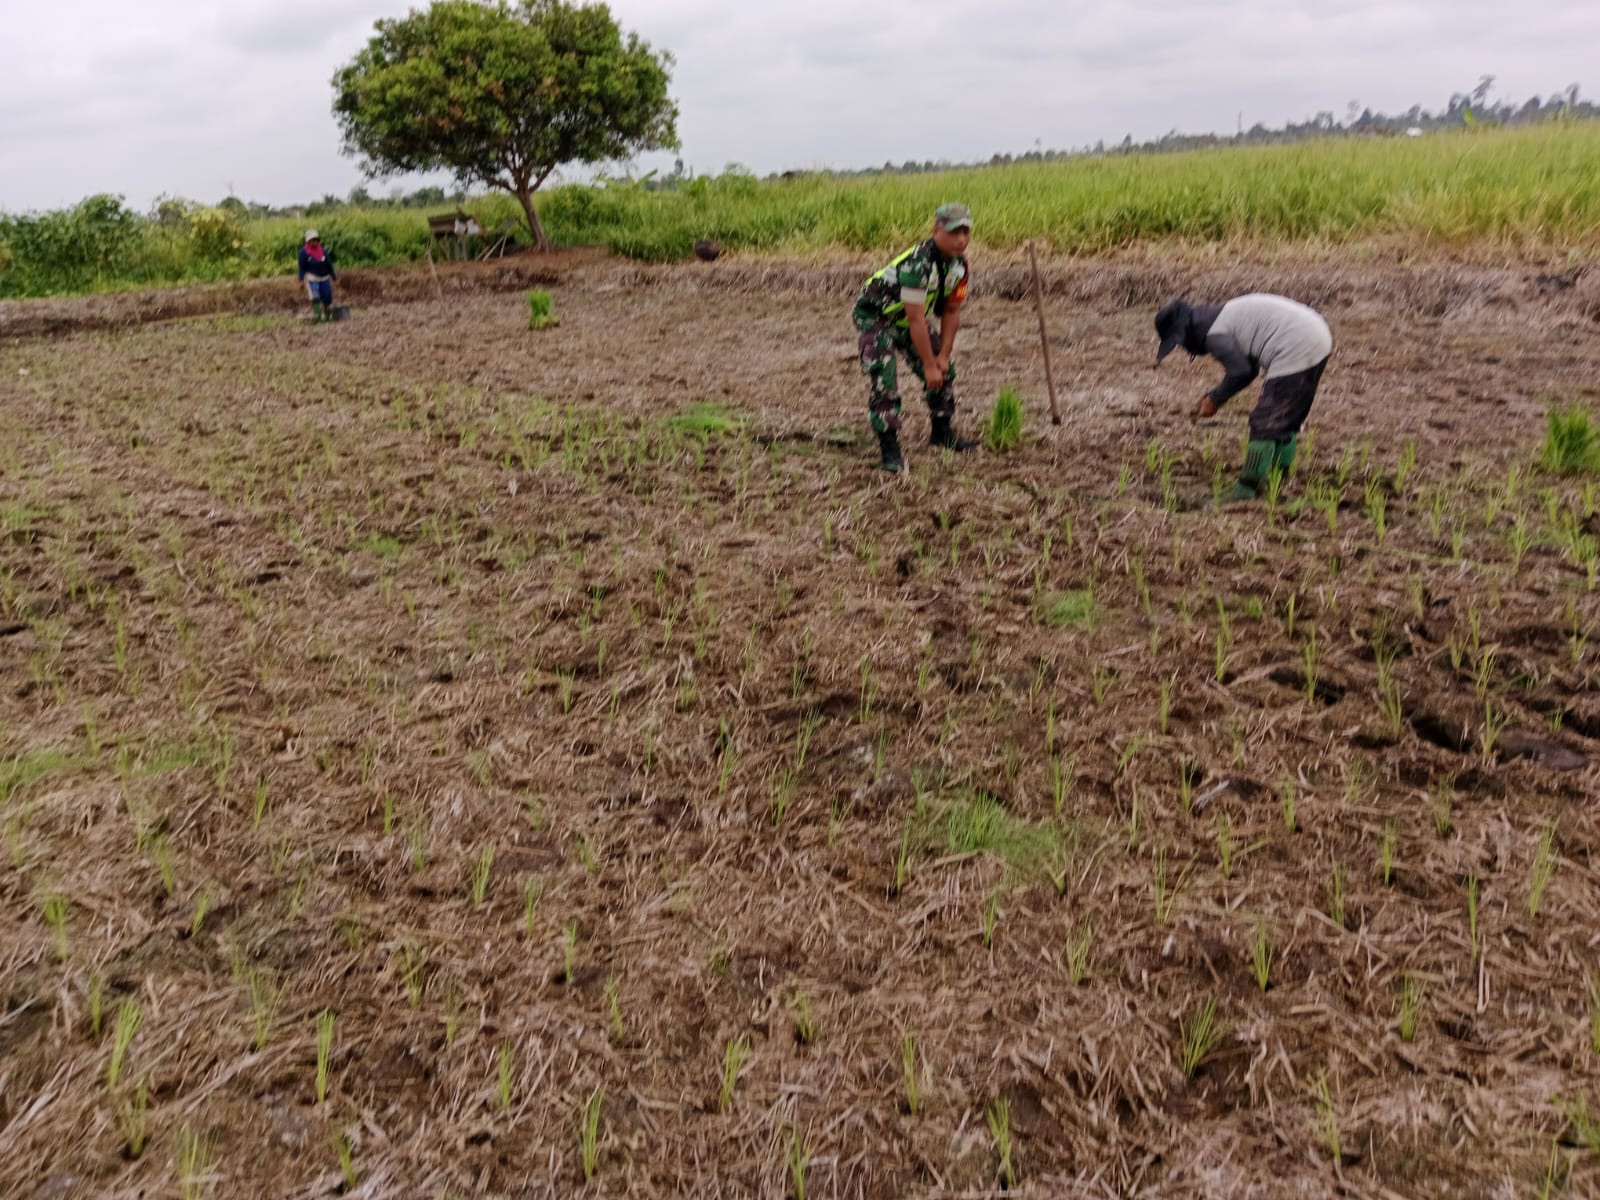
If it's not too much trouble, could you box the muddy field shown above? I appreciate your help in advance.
[2,255,1599,1199]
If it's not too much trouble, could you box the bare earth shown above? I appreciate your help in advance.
[2,253,1599,1199]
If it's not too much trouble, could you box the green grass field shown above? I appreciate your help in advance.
[3,123,1599,298]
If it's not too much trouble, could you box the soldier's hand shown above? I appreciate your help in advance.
[925,362,945,391]
[1194,396,1218,419]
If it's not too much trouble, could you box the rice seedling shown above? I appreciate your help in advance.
[523,876,542,936]
[1313,1071,1341,1162]
[526,289,555,330]
[405,814,429,871]
[1539,404,1600,475]
[1178,996,1224,1077]
[107,1000,143,1089]
[245,967,280,1050]
[1250,921,1274,992]
[1432,781,1454,838]
[1588,975,1600,1056]
[1179,760,1198,812]
[901,1032,921,1114]
[1041,588,1097,630]
[88,971,104,1038]
[986,1097,1015,1188]
[497,1041,515,1109]
[1281,778,1297,833]
[1153,847,1193,924]
[1528,826,1558,917]
[41,893,68,960]
[1393,439,1418,493]
[1557,1095,1600,1152]
[1082,660,1116,706]
[891,823,913,897]
[1326,863,1347,928]
[119,1077,149,1159]
[561,921,579,984]
[315,1010,335,1104]
[984,386,1023,451]
[788,1124,811,1200]
[1215,813,1238,879]
[1379,820,1398,886]
[1065,917,1093,984]
[1363,478,1387,539]
[176,1125,215,1200]
[605,976,625,1040]
[1481,699,1508,760]
[577,1087,603,1180]
[334,1130,357,1191]
[719,1036,750,1111]
[981,894,1000,948]
[790,991,817,1046]
[1467,874,1481,962]
[1302,629,1319,701]
[470,842,495,905]
[1050,754,1075,817]
[1398,973,1425,1042]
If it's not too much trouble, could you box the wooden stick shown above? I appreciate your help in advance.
[1027,241,1062,426]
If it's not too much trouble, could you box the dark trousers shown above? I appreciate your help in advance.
[1249,357,1327,442]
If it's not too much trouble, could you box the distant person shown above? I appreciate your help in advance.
[853,203,979,472]
[298,230,337,324]
[1154,293,1333,501]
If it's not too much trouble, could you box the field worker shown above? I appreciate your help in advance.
[1154,293,1333,501]
[298,230,338,324]
[853,203,979,472]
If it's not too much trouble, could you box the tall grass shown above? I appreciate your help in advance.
[538,124,1600,260]
[5,124,1599,297]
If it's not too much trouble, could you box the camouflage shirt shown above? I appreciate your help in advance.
[854,238,970,327]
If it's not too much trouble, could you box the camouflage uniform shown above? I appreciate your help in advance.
[853,239,970,434]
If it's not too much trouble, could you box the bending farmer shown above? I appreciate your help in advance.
[1155,293,1333,501]
[298,230,338,324]
[853,203,979,472]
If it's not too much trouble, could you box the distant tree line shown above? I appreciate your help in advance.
[768,77,1597,181]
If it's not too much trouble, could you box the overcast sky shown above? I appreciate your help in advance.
[3,0,1596,213]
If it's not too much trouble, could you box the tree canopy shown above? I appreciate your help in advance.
[332,0,678,250]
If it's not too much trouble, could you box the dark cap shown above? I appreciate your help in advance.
[1154,298,1191,364]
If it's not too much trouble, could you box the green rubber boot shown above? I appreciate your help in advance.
[1222,438,1277,502]
[1272,433,1298,477]
[312,301,325,323]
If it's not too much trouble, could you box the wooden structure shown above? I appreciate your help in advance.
[427,209,520,261]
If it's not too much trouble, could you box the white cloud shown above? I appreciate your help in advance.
[0,0,1594,212]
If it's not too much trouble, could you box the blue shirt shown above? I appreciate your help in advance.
[298,247,336,282]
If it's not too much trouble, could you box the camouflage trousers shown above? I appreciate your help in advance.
[854,311,957,434]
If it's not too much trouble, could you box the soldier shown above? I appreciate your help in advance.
[1154,293,1333,501]
[853,204,979,472]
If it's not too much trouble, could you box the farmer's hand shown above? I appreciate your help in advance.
[1194,395,1218,419]
[924,361,945,391]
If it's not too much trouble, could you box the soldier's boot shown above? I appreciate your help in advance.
[929,413,977,452]
[1222,438,1277,502]
[876,427,905,473]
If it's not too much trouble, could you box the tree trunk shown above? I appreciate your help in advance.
[515,187,552,253]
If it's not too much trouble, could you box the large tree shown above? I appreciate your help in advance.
[332,0,677,251]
